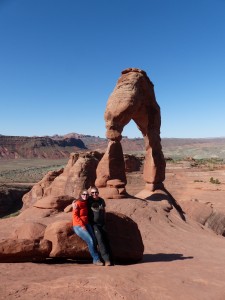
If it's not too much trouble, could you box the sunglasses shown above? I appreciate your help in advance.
[82,193,89,196]
[91,191,99,194]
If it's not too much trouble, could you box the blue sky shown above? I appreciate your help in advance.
[0,0,224,138]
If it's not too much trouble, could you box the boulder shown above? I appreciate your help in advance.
[43,213,144,263]
[106,212,144,263]
[0,239,51,262]
[44,220,91,259]
[33,195,74,210]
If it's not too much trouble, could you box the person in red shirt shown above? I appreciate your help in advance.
[72,189,103,266]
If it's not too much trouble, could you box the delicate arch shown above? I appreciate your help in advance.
[95,68,166,199]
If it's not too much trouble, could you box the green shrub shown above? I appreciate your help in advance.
[209,177,221,184]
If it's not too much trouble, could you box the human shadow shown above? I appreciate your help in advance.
[142,253,193,263]
[32,257,92,264]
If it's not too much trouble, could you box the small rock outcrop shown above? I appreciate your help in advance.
[22,151,101,209]
[95,68,166,199]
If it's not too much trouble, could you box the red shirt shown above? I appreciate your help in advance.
[72,200,89,227]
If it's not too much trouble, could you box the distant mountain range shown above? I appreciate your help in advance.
[0,133,225,160]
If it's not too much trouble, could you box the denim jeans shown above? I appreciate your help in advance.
[73,224,100,263]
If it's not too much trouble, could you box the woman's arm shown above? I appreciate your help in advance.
[72,201,86,229]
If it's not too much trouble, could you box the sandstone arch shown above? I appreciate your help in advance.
[95,68,166,199]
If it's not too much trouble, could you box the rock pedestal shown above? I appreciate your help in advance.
[95,141,127,199]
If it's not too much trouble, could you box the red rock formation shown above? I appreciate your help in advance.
[0,205,144,262]
[22,151,100,209]
[95,141,127,199]
[96,68,165,199]
[0,150,144,262]
[0,239,51,262]
[22,169,63,209]
[11,222,47,240]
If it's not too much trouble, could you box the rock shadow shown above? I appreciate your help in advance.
[145,188,186,222]
[126,188,186,222]
[0,184,31,218]
[146,193,171,202]
[142,253,194,263]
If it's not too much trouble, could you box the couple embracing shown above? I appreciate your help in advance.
[72,187,112,266]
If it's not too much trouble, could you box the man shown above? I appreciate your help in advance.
[88,187,112,266]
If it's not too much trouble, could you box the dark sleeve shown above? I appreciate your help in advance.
[100,198,106,208]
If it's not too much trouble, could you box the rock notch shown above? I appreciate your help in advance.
[95,68,166,199]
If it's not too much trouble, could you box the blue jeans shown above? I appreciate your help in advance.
[73,224,100,263]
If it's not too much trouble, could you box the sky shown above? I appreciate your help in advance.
[0,0,225,139]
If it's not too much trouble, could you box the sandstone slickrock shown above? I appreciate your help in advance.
[95,68,166,199]
[180,199,213,225]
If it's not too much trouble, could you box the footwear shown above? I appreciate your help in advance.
[94,260,104,266]
[105,261,111,266]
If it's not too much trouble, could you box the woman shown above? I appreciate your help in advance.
[88,187,112,266]
[72,189,103,266]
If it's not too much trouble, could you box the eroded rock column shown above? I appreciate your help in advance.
[95,140,127,199]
